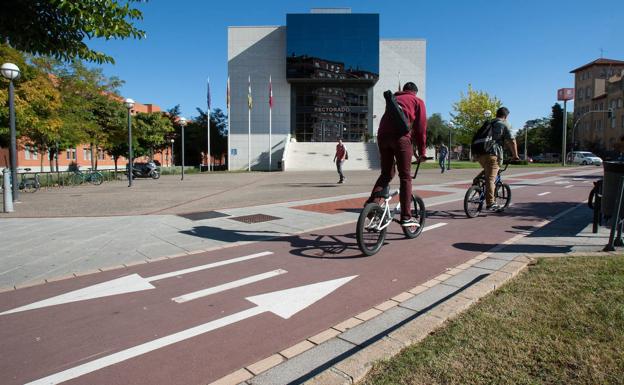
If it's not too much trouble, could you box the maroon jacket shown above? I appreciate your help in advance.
[378,91,427,157]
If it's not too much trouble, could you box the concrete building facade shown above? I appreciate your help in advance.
[227,9,426,171]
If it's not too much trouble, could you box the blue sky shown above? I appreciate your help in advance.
[90,0,622,131]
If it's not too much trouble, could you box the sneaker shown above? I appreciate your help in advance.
[337,180,344,184]
[400,217,421,227]
[486,204,501,211]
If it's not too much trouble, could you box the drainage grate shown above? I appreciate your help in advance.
[229,213,281,224]
[178,211,230,221]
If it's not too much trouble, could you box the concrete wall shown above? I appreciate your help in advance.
[373,39,427,136]
[228,26,291,170]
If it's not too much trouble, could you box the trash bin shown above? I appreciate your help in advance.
[601,161,624,216]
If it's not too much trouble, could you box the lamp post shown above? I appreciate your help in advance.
[179,117,187,180]
[447,121,454,170]
[124,98,135,187]
[170,138,174,167]
[1,62,21,202]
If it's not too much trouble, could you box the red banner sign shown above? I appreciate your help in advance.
[557,88,575,101]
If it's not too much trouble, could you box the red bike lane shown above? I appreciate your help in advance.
[0,172,597,385]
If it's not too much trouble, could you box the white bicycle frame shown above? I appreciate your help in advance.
[367,189,401,231]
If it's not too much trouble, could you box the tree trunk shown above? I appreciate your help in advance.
[90,143,96,170]
[114,157,118,173]
[40,146,44,171]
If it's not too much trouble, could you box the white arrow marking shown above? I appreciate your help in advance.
[423,222,447,232]
[565,185,574,189]
[554,181,570,184]
[538,192,551,196]
[172,269,288,303]
[25,275,357,385]
[1,251,273,316]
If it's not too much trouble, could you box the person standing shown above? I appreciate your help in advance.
[333,138,347,184]
[439,143,448,173]
[366,82,427,226]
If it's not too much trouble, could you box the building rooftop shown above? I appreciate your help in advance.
[570,58,624,73]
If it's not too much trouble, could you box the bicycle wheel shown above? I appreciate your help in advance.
[23,180,40,193]
[71,174,83,185]
[494,183,511,211]
[89,172,104,185]
[402,195,426,238]
[356,203,387,256]
[464,186,483,218]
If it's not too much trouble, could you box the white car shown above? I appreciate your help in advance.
[567,151,602,166]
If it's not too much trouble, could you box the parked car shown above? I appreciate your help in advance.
[533,153,561,163]
[519,154,533,163]
[567,151,602,166]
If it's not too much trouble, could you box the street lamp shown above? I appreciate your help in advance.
[170,138,174,167]
[124,98,135,187]
[484,110,492,119]
[447,121,454,170]
[1,62,21,202]
[179,117,187,180]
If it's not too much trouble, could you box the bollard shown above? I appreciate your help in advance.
[3,168,14,213]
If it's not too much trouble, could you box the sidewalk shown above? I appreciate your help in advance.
[233,203,614,385]
[0,167,601,290]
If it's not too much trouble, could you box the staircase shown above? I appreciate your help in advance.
[284,142,380,171]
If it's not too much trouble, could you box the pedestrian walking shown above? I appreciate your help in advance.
[439,143,448,173]
[333,138,347,183]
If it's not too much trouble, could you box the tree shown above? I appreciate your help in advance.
[0,0,146,64]
[450,85,502,145]
[515,118,550,156]
[134,112,174,159]
[426,113,450,147]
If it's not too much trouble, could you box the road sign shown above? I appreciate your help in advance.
[25,275,358,385]
[557,88,575,101]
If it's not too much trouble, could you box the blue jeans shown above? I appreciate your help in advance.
[336,160,345,181]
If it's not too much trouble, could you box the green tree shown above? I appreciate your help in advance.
[426,113,450,147]
[0,0,146,64]
[134,112,174,159]
[515,118,550,156]
[450,85,502,145]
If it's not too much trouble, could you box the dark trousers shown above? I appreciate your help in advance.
[369,135,413,219]
[439,156,446,171]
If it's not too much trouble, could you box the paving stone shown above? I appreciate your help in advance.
[374,300,399,311]
[339,307,415,346]
[459,271,512,300]
[407,285,428,295]
[248,339,355,385]
[208,368,253,385]
[428,294,477,320]
[280,340,316,359]
[333,337,405,383]
[442,267,492,289]
[399,283,458,312]
[421,278,440,288]
[355,308,383,321]
[333,317,364,332]
[474,257,510,271]
[246,354,285,375]
[308,328,341,345]
[433,273,452,281]
[445,267,464,276]
[302,368,350,385]
[391,291,414,303]
[500,261,528,277]
[455,262,473,270]
[388,313,446,346]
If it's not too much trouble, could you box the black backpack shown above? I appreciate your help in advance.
[471,119,495,155]
[383,90,411,135]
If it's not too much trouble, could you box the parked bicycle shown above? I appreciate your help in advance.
[72,167,104,186]
[463,161,512,218]
[19,168,41,193]
[356,157,431,256]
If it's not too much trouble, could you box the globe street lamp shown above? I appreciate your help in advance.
[124,98,135,187]
[484,110,492,119]
[1,62,21,202]
[170,138,174,167]
[179,117,187,180]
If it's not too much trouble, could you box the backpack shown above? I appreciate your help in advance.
[383,90,411,135]
[345,149,349,160]
[471,119,495,155]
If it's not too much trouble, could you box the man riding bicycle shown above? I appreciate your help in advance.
[472,107,519,211]
[366,82,427,227]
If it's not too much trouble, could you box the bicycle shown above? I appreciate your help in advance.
[463,161,512,218]
[356,157,430,256]
[72,168,104,186]
[19,168,41,193]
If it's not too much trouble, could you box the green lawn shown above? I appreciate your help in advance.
[362,256,624,385]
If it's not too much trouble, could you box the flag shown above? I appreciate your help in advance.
[248,76,253,110]
[269,75,273,109]
[207,78,211,111]
[226,76,230,110]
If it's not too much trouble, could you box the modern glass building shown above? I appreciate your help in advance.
[228,8,426,170]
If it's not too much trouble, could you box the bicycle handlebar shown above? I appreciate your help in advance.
[412,156,433,179]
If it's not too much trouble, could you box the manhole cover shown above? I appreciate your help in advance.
[229,214,281,224]
[178,211,230,221]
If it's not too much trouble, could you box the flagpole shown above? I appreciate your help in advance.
[269,75,272,172]
[227,76,230,171]
[248,75,251,172]
[207,77,211,172]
